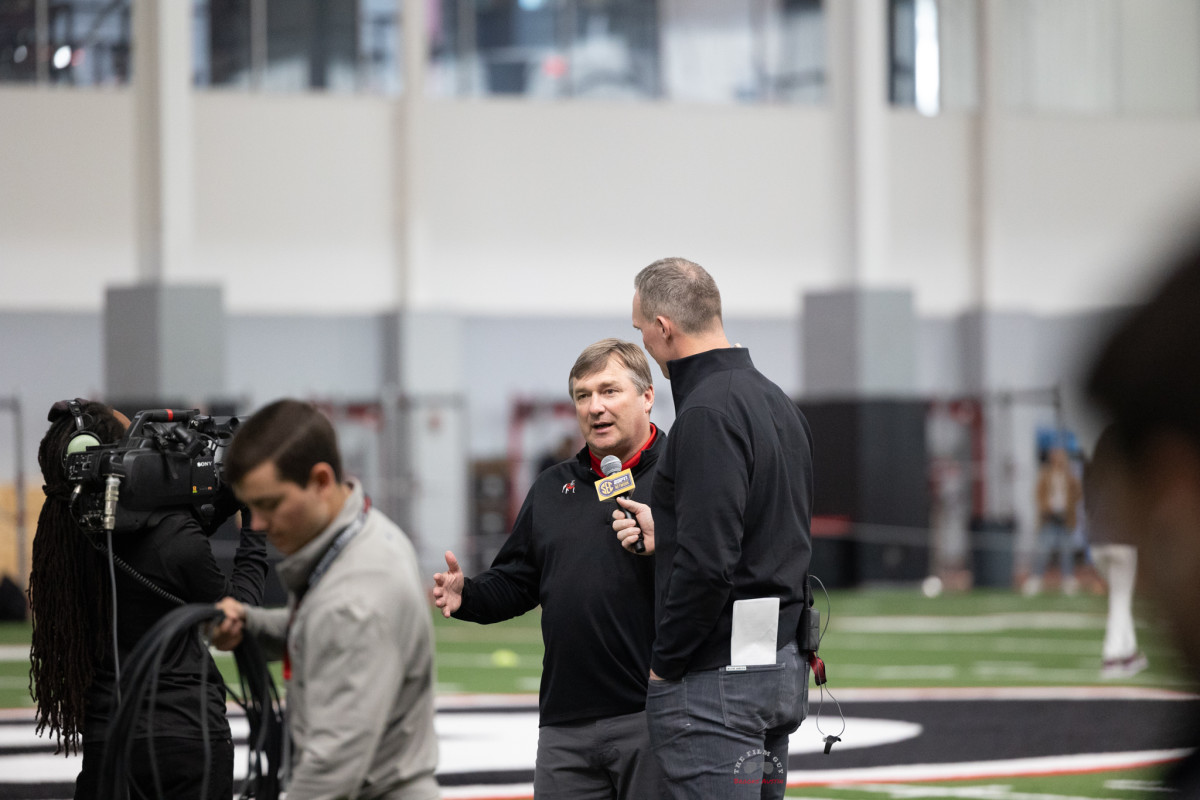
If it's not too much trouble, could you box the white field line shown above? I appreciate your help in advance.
[0,644,29,661]
[435,627,545,644]
[788,749,1192,787]
[826,663,1176,685]
[832,613,1105,634]
[3,649,542,670]
[839,779,1158,798]
[422,749,1199,800]
[0,613,1118,664]
[436,653,543,669]
[0,682,1191,714]
[830,636,1105,656]
[815,686,1197,701]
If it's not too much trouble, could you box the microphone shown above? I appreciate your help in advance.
[600,455,645,553]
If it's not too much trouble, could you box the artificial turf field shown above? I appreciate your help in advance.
[1,587,1196,799]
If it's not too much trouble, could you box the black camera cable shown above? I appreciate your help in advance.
[96,602,284,800]
[103,530,123,707]
[231,631,285,800]
[85,522,188,710]
[87,534,187,607]
[97,604,222,800]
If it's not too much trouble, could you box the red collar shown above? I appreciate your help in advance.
[589,424,658,478]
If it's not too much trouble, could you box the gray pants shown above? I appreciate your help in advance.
[534,709,666,799]
[645,642,808,800]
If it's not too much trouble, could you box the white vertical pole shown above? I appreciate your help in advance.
[828,0,891,287]
[132,0,194,283]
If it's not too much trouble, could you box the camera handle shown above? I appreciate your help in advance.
[126,409,198,440]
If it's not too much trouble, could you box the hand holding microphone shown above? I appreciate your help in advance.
[612,496,655,554]
[599,455,647,554]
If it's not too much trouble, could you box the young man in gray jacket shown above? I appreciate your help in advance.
[211,399,440,800]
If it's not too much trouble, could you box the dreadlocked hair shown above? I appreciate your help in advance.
[27,400,124,755]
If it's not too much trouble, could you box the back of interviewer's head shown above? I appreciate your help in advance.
[225,399,343,488]
[634,257,723,335]
[1087,233,1200,459]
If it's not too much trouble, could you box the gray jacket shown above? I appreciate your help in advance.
[246,481,439,800]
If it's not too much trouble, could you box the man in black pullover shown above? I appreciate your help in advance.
[617,257,814,800]
[433,339,666,799]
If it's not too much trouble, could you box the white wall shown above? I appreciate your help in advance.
[5,88,1200,320]
[192,92,400,313]
[412,99,836,316]
[0,88,136,310]
[887,111,975,315]
[1003,0,1200,115]
[988,115,1200,312]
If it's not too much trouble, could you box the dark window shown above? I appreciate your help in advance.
[889,0,917,105]
[0,0,131,85]
[198,0,399,93]
[432,0,660,99]
[0,0,37,83]
[204,0,252,87]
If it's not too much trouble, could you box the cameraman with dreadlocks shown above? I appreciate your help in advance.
[27,398,270,800]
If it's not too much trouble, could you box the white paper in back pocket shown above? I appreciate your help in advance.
[730,597,779,666]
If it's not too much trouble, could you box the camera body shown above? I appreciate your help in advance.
[65,409,242,533]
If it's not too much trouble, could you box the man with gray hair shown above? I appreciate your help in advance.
[433,338,667,799]
[616,257,814,799]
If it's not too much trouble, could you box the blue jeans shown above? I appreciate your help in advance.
[645,642,808,800]
[1032,519,1075,580]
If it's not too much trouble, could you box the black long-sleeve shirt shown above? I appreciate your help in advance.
[651,347,813,680]
[455,435,664,726]
[82,512,269,742]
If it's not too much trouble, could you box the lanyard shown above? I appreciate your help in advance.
[284,500,369,681]
[305,506,369,596]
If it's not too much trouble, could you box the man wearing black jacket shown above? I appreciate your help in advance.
[618,257,813,800]
[432,339,666,799]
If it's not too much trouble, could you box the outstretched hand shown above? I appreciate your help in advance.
[613,496,655,555]
[432,550,465,618]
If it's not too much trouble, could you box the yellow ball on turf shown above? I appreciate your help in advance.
[491,648,520,667]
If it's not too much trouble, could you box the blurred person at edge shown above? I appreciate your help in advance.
[1086,230,1200,795]
[616,258,813,800]
[210,399,439,800]
[28,398,268,800]
[1083,425,1148,680]
[433,339,667,799]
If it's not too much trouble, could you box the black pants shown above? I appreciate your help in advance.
[75,735,235,800]
[534,710,665,799]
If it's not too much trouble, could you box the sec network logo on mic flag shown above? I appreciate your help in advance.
[594,469,634,501]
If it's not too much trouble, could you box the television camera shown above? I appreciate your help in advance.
[65,409,242,534]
